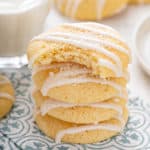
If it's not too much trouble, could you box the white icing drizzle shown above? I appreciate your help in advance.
[64,0,82,17]
[44,31,126,61]
[32,59,126,79]
[65,0,73,15]
[70,0,82,17]
[79,22,119,35]
[40,98,123,116]
[99,59,122,76]
[55,69,90,78]
[0,93,14,101]
[32,63,126,101]
[79,22,130,64]
[33,34,123,75]
[31,22,130,74]
[55,123,121,143]
[32,63,90,76]
[96,0,105,20]
[32,63,64,76]
[50,32,123,67]
[41,70,122,96]
[62,23,127,49]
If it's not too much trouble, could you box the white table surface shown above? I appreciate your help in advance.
[44,5,150,103]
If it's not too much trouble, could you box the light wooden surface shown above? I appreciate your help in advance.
[45,5,150,103]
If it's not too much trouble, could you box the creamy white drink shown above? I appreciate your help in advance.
[0,0,50,67]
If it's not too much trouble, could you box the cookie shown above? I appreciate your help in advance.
[32,63,128,103]
[32,90,127,124]
[0,75,15,119]
[35,106,128,144]
[55,0,128,20]
[28,22,130,78]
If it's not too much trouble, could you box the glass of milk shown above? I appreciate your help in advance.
[0,0,50,68]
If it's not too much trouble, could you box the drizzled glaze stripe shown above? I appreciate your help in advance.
[98,59,122,77]
[37,23,129,57]
[55,123,122,143]
[30,22,130,75]
[40,98,123,116]
[49,32,122,67]
[62,23,121,40]
[32,63,90,76]
[31,87,127,104]
[57,0,128,20]
[65,0,73,15]
[0,93,15,101]
[56,0,112,20]
[32,35,123,76]
[62,23,128,54]
[32,63,68,76]
[80,22,119,34]
[65,0,82,17]
[70,0,82,17]
[32,63,126,99]
[51,69,90,78]
[60,0,106,18]
[97,0,105,19]
[41,72,122,97]
[53,31,127,57]
[41,76,122,95]
[31,58,122,78]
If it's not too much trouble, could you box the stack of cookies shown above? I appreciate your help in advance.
[27,22,131,144]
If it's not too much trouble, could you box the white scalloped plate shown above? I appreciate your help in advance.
[135,15,150,76]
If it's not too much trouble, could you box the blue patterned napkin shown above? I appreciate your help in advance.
[0,132,20,150]
[0,68,150,150]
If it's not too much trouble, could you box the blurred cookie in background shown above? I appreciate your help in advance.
[54,0,129,20]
